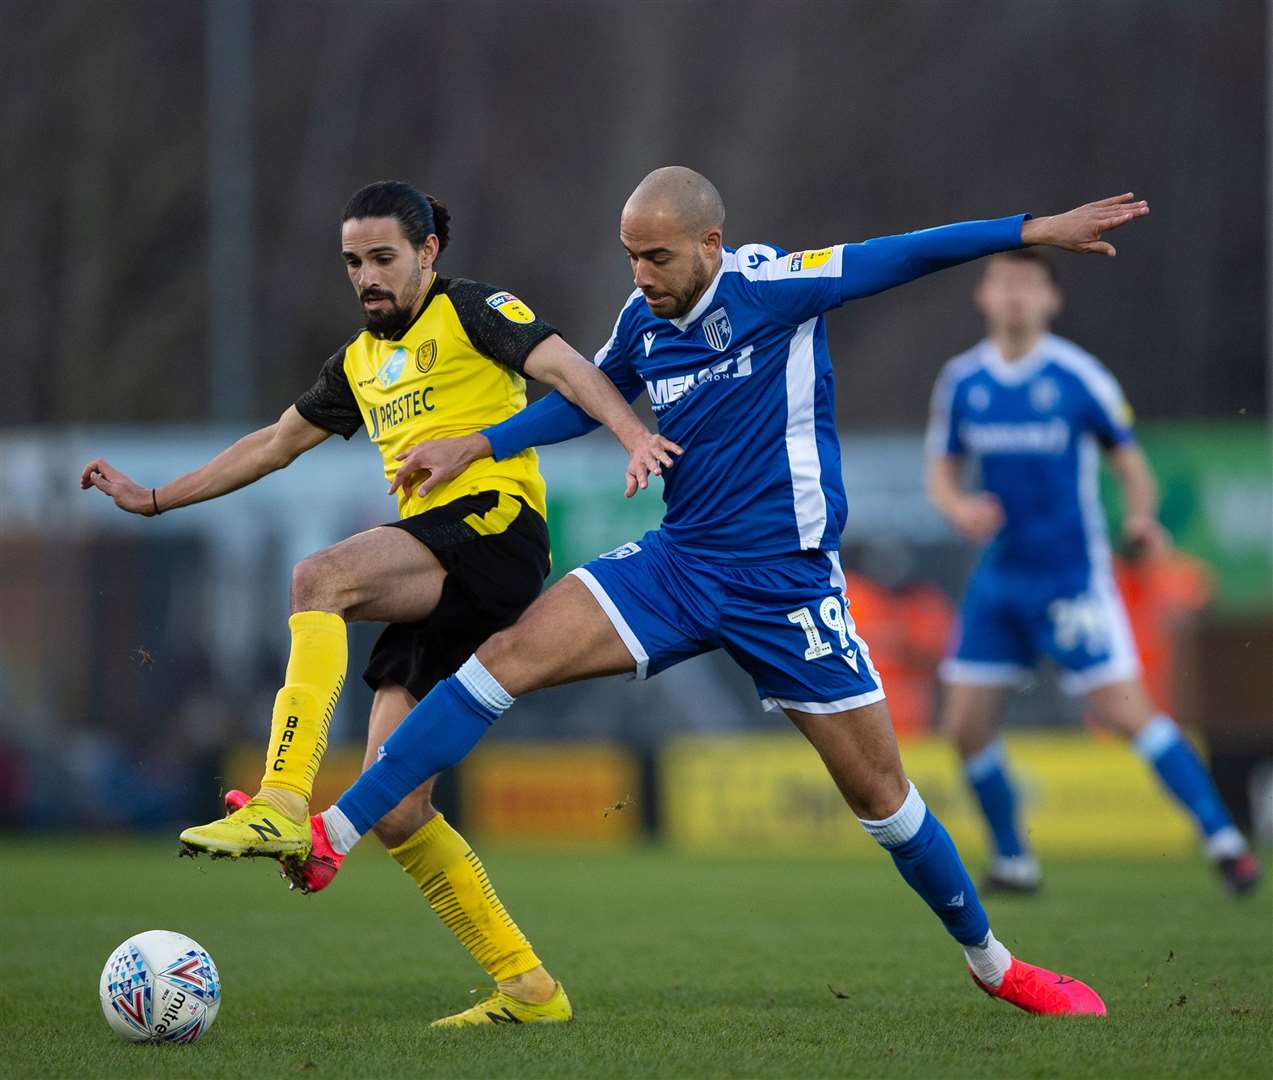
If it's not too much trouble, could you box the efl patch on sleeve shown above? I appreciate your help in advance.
[485,291,536,324]
[786,248,834,272]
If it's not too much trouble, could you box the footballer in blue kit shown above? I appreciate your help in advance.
[301,169,1161,1017]
[926,249,1259,895]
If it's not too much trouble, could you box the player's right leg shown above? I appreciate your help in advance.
[939,566,1041,892]
[315,532,706,864]
[179,526,447,858]
[787,700,1104,1017]
[316,572,645,857]
[941,682,1040,893]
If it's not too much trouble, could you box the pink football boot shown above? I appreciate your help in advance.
[222,790,344,894]
[972,957,1107,1016]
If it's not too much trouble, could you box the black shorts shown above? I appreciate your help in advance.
[362,491,550,702]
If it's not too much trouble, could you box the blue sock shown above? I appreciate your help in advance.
[963,740,1026,859]
[1134,715,1236,842]
[334,657,512,836]
[860,783,991,947]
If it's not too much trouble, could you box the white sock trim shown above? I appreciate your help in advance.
[322,805,362,856]
[858,781,927,848]
[963,739,1006,783]
[455,655,515,714]
[964,930,1012,988]
[1133,714,1180,761]
[1205,824,1248,860]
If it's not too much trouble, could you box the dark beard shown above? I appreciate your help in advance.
[665,255,712,319]
[363,300,416,338]
[363,263,424,338]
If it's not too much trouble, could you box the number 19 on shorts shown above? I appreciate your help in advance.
[787,597,860,672]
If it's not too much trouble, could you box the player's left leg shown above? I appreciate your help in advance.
[361,683,571,1026]
[786,699,1104,1015]
[1082,678,1259,894]
[1050,574,1258,893]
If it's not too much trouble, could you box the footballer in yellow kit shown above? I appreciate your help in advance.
[81,180,679,1027]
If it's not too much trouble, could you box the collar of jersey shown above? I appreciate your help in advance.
[667,251,733,332]
[378,272,443,343]
[980,333,1054,385]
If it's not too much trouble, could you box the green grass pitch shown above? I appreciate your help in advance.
[2,837,1269,1078]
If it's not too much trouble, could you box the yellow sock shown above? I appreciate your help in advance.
[389,813,542,982]
[257,611,347,821]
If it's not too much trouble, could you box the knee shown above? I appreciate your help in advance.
[856,769,911,822]
[473,628,525,690]
[943,699,994,757]
[291,553,340,613]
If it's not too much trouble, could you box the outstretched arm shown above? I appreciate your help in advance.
[80,405,331,515]
[523,336,679,497]
[752,194,1150,321]
[839,194,1149,301]
[390,336,674,501]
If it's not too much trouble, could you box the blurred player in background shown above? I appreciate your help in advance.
[82,181,678,1026]
[295,168,1154,1017]
[925,249,1260,896]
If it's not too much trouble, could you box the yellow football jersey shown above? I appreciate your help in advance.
[295,275,552,520]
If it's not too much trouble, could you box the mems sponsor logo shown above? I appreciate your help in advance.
[959,418,1069,454]
[645,346,753,414]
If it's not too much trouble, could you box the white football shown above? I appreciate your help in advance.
[99,930,221,1043]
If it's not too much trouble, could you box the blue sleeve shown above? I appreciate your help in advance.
[483,390,601,461]
[482,297,647,461]
[925,364,965,457]
[743,214,1029,325]
[1073,362,1136,449]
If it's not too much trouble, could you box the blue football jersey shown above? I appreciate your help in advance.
[926,333,1135,574]
[589,242,859,555]
[483,214,1028,557]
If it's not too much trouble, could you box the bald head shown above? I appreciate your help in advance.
[622,166,726,235]
[620,167,726,320]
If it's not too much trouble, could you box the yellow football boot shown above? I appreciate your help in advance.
[430,983,573,1028]
[178,799,310,858]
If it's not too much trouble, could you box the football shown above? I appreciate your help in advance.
[98,930,221,1043]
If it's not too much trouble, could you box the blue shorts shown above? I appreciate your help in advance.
[570,530,884,713]
[942,560,1140,696]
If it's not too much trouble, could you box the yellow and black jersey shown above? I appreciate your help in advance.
[295,274,555,520]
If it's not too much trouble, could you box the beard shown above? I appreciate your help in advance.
[362,263,424,337]
[663,253,713,319]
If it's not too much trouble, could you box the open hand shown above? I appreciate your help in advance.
[950,492,1004,543]
[625,433,683,498]
[80,458,155,515]
[389,433,489,500]
[1021,193,1149,257]
[1121,514,1170,563]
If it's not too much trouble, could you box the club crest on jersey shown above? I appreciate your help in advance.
[967,384,991,412]
[415,339,438,375]
[1029,376,1060,413]
[702,307,733,352]
[376,347,408,389]
[485,291,536,324]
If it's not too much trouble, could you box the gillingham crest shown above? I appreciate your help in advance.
[702,307,733,352]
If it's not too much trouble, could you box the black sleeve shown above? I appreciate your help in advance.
[294,338,363,440]
[446,278,559,376]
